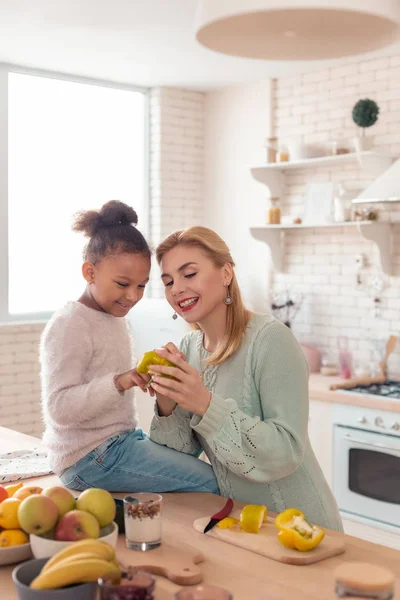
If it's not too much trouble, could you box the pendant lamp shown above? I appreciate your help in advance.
[195,0,400,60]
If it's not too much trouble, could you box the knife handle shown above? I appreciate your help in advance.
[210,498,234,521]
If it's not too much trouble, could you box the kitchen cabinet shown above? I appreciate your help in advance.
[308,399,333,487]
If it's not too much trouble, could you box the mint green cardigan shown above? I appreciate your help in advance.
[150,313,343,531]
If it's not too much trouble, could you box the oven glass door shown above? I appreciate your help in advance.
[333,425,400,527]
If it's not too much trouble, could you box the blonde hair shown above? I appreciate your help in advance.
[156,226,251,366]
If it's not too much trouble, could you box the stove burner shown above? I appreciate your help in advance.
[346,380,400,399]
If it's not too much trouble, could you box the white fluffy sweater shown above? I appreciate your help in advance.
[40,301,137,475]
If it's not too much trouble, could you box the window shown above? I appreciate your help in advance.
[2,69,148,319]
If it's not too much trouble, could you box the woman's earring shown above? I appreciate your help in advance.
[224,284,232,305]
[172,312,178,320]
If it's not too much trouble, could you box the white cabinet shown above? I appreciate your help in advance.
[308,399,333,487]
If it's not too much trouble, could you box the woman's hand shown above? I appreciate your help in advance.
[114,369,155,396]
[149,347,211,417]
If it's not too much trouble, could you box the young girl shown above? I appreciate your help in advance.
[40,201,219,494]
[149,226,343,531]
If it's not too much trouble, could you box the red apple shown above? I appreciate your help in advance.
[54,509,100,541]
[18,495,59,535]
[41,486,76,518]
[0,486,8,503]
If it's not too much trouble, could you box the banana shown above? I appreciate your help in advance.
[30,558,121,590]
[42,539,115,572]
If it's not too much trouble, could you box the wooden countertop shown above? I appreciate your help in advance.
[1,427,400,599]
[309,373,400,413]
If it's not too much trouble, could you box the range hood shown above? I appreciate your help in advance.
[353,157,400,204]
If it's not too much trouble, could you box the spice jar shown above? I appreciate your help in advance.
[334,562,395,599]
[264,137,278,163]
[276,142,289,163]
[267,198,281,224]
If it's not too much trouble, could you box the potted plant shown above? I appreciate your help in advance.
[352,98,379,152]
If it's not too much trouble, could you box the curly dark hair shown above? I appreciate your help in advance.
[72,200,151,263]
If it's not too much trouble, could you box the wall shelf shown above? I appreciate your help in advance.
[250,221,392,275]
[250,152,393,197]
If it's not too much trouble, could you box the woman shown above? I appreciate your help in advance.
[148,226,343,531]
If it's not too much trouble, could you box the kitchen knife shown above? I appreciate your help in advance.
[203,498,234,534]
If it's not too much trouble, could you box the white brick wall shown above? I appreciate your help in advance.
[0,323,45,436]
[0,87,206,435]
[273,49,400,374]
[149,87,205,296]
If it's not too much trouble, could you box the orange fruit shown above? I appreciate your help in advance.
[4,482,23,497]
[14,486,43,501]
[0,529,28,547]
[0,486,8,503]
[0,498,21,529]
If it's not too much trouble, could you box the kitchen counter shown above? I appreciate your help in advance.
[1,427,400,599]
[309,373,400,413]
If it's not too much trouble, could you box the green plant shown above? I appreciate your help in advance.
[352,98,379,135]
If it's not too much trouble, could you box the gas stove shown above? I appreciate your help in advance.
[344,380,400,399]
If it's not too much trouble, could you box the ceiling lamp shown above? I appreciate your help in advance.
[195,0,400,61]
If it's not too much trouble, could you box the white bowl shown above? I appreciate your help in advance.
[0,542,32,566]
[29,521,118,559]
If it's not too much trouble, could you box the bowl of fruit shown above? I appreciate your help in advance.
[18,487,119,559]
[0,482,33,566]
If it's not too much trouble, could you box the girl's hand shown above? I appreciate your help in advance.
[115,369,155,396]
[149,348,211,416]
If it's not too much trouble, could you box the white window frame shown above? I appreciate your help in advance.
[0,63,150,323]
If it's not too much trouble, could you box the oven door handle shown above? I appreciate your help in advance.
[344,434,399,452]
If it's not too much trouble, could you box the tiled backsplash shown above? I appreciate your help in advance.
[272,50,400,375]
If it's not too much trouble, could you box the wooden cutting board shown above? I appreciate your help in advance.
[193,512,345,566]
[116,539,204,585]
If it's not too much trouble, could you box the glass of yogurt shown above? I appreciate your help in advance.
[123,493,163,551]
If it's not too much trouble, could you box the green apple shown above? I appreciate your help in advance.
[41,486,76,518]
[76,488,116,528]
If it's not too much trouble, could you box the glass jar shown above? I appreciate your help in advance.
[267,198,281,225]
[276,142,289,162]
[335,562,395,599]
[333,183,353,222]
[264,137,278,163]
[99,568,156,600]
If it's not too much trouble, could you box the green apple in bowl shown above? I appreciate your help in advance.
[76,488,116,528]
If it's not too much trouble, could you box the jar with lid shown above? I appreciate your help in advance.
[334,562,395,599]
[264,137,278,163]
[267,198,281,224]
[276,142,289,163]
[333,183,353,222]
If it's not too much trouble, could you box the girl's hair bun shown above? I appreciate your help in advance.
[72,200,138,238]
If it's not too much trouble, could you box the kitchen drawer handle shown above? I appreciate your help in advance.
[344,434,399,452]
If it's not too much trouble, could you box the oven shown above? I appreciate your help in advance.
[333,403,400,530]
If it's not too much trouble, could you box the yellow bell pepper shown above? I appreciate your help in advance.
[216,517,240,529]
[240,504,267,533]
[275,508,325,552]
[136,351,177,380]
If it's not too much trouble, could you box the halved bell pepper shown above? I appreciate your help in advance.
[240,504,267,533]
[136,351,178,380]
[275,508,325,552]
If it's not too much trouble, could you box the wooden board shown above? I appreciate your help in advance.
[193,511,345,566]
[116,540,204,585]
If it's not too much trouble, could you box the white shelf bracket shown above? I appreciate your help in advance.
[250,227,284,271]
[356,222,392,275]
[250,167,284,196]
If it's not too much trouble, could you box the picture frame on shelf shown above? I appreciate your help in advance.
[303,182,334,224]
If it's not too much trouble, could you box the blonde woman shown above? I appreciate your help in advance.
[149,227,343,531]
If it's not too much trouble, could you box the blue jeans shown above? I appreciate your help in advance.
[59,429,220,494]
